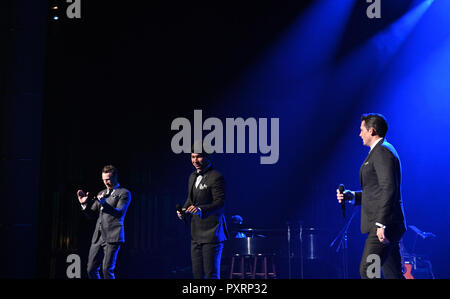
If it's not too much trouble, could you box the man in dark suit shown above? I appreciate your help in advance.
[177,148,228,279]
[77,165,131,279]
[337,113,406,279]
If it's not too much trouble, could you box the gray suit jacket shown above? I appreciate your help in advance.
[83,186,131,243]
[354,139,406,238]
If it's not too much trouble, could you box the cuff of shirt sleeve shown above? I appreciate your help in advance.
[375,222,386,229]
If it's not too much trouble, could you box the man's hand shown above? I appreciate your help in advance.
[77,190,89,205]
[177,208,187,220]
[336,189,354,204]
[97,192,106,204]
[377,227,390,244]
[185,205,202,217]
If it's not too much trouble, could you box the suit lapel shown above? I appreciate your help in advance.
[198,174,208,188]
[192,166,211,190]
[107,189,119,206]
[360,138,384,186]
[188,173,196,202]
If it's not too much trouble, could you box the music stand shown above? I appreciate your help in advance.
[408,225,436,253]
[330,207,358,279]
[286,221,304,279]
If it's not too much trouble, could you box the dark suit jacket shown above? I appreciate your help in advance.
[183,167,229,243]
[354,139,406,238]
[83,186,131,243]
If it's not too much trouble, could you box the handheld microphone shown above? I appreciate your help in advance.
[176,204,187,224]
[338,184,346,218]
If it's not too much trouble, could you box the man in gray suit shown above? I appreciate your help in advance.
[337,114,406,279]
[77,165,131,279]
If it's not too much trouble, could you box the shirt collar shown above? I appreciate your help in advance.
[370,137,383,152]
[107,183,120,193]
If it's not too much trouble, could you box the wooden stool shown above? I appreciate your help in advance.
[230,254,254,279]
[252,254,277,279]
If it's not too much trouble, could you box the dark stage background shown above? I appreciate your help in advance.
[1,0,449,279]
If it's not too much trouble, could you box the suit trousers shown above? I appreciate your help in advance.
[87,229,121,279]
[359,228,404,279]
[191,241,224,279]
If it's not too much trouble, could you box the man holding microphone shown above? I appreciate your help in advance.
[77,165,131,279]
[337,114,406,279]
[177,144,228,279]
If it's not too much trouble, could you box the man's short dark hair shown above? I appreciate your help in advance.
[102,165,118,180]
[191,141,210,158]
[361,113,388,138]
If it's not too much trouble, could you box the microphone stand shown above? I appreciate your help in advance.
[299,221,304,279]
[330,206,357,279]
[287,222,291,279]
